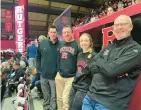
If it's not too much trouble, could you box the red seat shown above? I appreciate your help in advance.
[24,101,28,110]
[24,85,28,98]
[128,73,141,110]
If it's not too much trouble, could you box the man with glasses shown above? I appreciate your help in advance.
[82,15,141,110]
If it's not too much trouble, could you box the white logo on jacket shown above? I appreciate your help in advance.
[133,49,138,53]
[103,49,109,55]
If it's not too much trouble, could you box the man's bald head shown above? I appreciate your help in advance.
[114,15,132,25]
[113,15,133,40]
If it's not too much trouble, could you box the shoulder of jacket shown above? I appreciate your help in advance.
[125,40,141,50]
[92,51,97,56]
[59,40,64,43]
[78,51,83,56]
[73,40,79,50]
[73,40,79,46]
[40,39,49,45]
[74,40,78,43]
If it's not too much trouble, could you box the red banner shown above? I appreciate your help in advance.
[4,10,12,21]
[4,22,12,32]
[4,10,12,32]
[15,6,25,53]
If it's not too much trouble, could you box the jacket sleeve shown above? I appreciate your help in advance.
[36,44,42,73]
[89,47,107,75]
[88,52,97,77]
[95,47,141,78]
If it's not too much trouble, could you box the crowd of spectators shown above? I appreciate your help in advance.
[0,41,43,102]
[72,0,140,29]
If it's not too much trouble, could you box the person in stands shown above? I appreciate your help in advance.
[27,41,37,67]
[7,62,25,97]
[107,6,115,15]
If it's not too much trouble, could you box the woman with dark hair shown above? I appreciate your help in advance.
[107,6,115,15]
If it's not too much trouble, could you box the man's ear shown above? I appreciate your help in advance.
[130,24,133,31]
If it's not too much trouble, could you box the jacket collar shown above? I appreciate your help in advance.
[113,35,132,47]
[49,38,59,45]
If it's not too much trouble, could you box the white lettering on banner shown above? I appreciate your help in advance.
[17,35,23,42]
[17,42,24,48]
[17,28,23,34]
[17,21,23,27]
[15,6,25,53]
[15,6,22,13]
[16,14,23,21]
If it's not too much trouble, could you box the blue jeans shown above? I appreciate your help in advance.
[30,74,40,90]
[35,80,40,87]
[35,80,42,92]
[82,95,110,110]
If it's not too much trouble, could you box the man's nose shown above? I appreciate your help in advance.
[65,33,69,35]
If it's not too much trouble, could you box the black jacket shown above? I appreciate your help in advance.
[58,40,79,78]
[72,51,96,92]
[36,39,60,80]
[88,36,141,110]
[14,68,25,82]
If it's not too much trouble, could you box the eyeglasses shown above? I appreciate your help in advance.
[114,23,130,27]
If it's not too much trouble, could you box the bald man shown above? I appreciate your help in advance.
[82,15,141,110]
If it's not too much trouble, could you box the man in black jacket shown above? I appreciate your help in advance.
[36,25,60,110]
[6,62,25,97]
[82,15,141,110]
